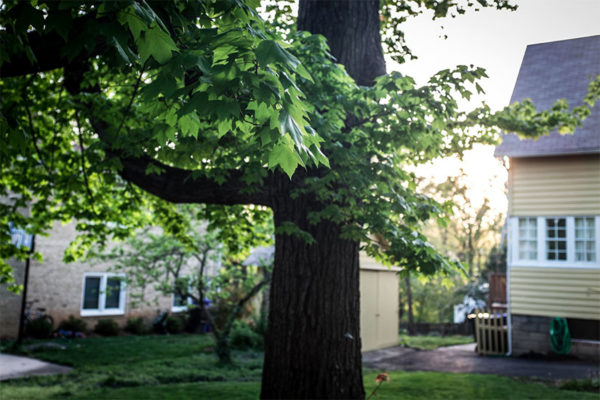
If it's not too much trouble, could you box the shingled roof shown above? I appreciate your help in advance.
[494,35,600,158]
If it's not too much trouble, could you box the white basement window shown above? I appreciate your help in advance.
[81,273,126,316]
[513,216,600,267]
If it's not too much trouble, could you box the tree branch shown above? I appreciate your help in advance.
[0,15,106,78]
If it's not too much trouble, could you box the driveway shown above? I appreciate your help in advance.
[0,354,71,381]
[363,343,599,380]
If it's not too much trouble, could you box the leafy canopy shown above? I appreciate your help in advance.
[1,0,598,292]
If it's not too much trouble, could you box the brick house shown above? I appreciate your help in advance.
[0,222,218,338]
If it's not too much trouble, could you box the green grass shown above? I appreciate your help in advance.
[399,334,475,350]
[1,335,596,400]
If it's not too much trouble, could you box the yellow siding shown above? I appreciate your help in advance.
[508,155,600,216]
[510,267,600,320]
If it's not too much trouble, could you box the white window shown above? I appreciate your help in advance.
[513,216,599,267]
[545,217,567,261]
[172,292,194,313]
[575,217,596,262]
[81,273,126,316]
[518,217,537,260]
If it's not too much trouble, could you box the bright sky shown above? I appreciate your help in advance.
[397,0,600,214]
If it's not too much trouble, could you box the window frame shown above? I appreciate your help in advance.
[80,273,127,317]
[511,216,600,268]
[171,292,194,313]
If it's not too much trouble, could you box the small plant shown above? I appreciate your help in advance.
[559,378,600,393]
[94,319,120,336]
[166,316,184,334]
[26,315,54,339]
[367,373,389,400]
[125,317,147,335]
[230,320,263,350]
[58,315,87,333]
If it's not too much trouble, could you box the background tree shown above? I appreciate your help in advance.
[1,1,597,398]
[92,204,273,364]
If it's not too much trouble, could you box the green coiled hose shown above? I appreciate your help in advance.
[549,317,571,355]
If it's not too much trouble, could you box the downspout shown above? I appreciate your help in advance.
[506,228,512,357]
[502,156,512,356]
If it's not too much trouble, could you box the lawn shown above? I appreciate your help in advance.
[0,335,596,400]
[399,334,475,350]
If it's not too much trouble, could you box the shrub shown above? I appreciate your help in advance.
[26,315,54,339]
[230,320,263,350]
[125,317,147,335]
[58,315,87,333]
[94,319,120,336]
[166,316,184,334]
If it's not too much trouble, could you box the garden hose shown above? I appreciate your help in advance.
[549,317,571,355]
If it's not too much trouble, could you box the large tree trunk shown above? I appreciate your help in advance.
[261,182,364,399]
[261,1,385,398]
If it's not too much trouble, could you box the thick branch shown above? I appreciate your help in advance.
[118,154,271,207]
[0,15,106,78]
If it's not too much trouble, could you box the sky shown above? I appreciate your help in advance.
[395,0,600,213]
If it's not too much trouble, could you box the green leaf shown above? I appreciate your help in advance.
[279,109,305,148]
[178,113,200,138]
[119,10,147,41]
[255,40,300,69]
[137,24,178,64]
[268,140,303,178]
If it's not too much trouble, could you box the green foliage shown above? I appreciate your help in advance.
[400,274,464,323]
[559,378,600,393]
[58,315,87,333]
[125,317,147,335]
[399,334,474,350]
[94,319,120,337]
[1,0,597,289]
[230,320,264,350]
[26,315,54,339]
[166,316,184,334]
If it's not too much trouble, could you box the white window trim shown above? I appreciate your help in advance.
[510,216,600,269]
[171,293,194,313]
[80,273,127,317]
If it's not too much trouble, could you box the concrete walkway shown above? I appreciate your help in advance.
[0,354,71,381]
[363,343,600,380]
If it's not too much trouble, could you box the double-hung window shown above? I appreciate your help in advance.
[545,218,567,261]
[514,216,598,266]
[518,217,537,260]
[575,217,596,262]
[81,273,126,316]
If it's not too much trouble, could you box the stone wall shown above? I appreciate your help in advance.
[511,314,600,362]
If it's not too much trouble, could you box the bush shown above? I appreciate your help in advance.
[26,315,54,339]
[230,320,263,350]
[58,315,87,333]
[94,319,120,336]
[125,317,147,335]
[166,316,184,334]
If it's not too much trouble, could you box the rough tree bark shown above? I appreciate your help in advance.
[260,1,386,398]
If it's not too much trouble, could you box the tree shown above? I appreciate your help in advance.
[420,169,504,276]
[1,1,597,398]
[92,204,273,364]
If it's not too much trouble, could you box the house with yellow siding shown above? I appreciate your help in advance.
[495,35,600,361]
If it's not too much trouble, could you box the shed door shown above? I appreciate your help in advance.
[360,270,399,351]
[360,270,378,351]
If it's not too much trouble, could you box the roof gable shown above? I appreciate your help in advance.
[495,35,600,158]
